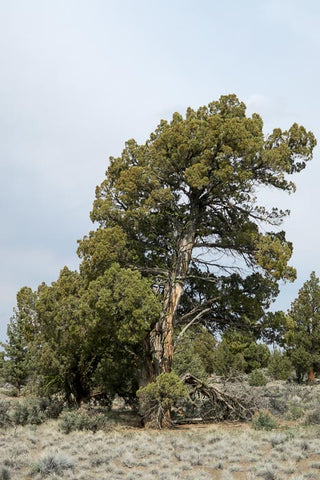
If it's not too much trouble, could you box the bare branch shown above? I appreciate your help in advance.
[174,308,211,349]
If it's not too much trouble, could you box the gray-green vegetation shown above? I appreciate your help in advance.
[1,383,320,479]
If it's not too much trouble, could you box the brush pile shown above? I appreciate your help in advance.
[175,374,261,424]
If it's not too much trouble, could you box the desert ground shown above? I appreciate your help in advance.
[1,381,320,479]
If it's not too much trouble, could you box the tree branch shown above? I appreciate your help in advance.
[174,308,211,350]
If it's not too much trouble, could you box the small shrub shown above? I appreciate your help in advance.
[256,467,277,480]
[252,410,278,431]
[0,467,10,480]
[27,402,46,425]
[59,409,110,434]
[30,452,74,476]
[10,402,29,426]
[269,433,287,447]
[38,397,64,419]
[137,372,189,428]
[11,399,46,426]
[249,370,268,387]
[287,405,305,421]
[0,402,11,429]
[305,409,320,425]
[59,410,89,434]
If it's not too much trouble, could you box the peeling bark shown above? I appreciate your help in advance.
[148,216,198,380]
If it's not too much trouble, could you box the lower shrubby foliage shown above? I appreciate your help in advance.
[0,402,11,429]
[0,397,63,429]
[248,369,268,386]
[59,409,111,434]
[137,372,189,427]
[0,467,10,480]
[252,410,278,431]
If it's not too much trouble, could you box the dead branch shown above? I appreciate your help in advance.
[176,374,257,424]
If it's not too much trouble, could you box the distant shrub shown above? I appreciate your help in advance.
[10,402,29,426]
[0,466,10,480]
[0,401,11,429]
[269,432,288,447]
[249,369,268,386]
[252,410,278,431]
[305,409,320,425]
[10,397,64,427]
[30,451,74,476]
[11,399,45,426]
[37,397,64,419]
[59,409,110,434]
[287,405,305,421]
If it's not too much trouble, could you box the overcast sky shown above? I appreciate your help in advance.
[1,0,320,340]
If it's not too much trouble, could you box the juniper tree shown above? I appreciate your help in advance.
[78,94,315,383]
[286,272,320,382]
[2,287,37,391]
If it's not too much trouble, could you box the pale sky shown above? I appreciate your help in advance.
[1,0,320,340]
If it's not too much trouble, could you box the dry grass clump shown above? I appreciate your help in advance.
[30,450,74,477]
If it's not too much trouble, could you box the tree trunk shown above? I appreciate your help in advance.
[148,221,197,379]
[309,368,315,383]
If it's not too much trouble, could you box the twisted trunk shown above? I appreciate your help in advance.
[148,219,197,379]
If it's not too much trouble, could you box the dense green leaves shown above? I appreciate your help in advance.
[285,272,320,381]
[87,263,160,345]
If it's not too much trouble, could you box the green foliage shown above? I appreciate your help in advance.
[1,287,36,390]
[211,341,247,376]
[192,328,217,374]
[211,331,270,377]
[137,373,189,426]
[252,410,278,431]
[243,343,270,372]
[268,350,292,380]
[9,397,63,427]
[249,369,268,386]
[59,409,111,434]
[87,263,160,346]
[173,327,216,379]
[286,405,305,421]
[0,351,5,384]
[77,226,132,282]
[173,348,206,380]
[0,401,11,429]
[285,272,320,381]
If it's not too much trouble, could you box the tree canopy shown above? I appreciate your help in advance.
[81,94,315,380]
[2,94,316,406]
